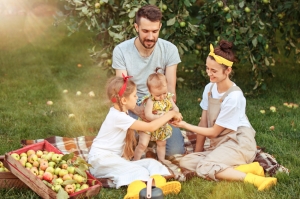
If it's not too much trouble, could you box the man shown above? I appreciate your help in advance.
[112,5,184,156]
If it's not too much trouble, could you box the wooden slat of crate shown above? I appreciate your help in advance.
[0,155,28,189]
[4,141,102,198]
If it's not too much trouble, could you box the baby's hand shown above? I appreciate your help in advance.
[172,111,183,122]
[171,120,186,128]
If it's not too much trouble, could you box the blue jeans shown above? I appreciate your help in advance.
[129,110,185,156]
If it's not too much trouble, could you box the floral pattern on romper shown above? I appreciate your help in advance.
[139,92,174,141]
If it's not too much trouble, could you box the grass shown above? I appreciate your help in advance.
[1,13,300,199]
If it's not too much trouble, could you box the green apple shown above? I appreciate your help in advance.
[95,9,100,14]
[28,154,38,163]
[46,166,55,174]
[106,59,112,65]
[67,166,75,174]
[11,153,20,161]
[217,1,223,7]
[99,0,105,5]
[229,5,235,10]
[52,184,62,192]
[58,169,68,177]
[27,149,35,157]
[54,167,61,175]
[25,162,33,169]
[20,152,27,158]
[244,7,251,13]
[179,21,186,28]
[226,18,232,23]
[262,0,269,4]
[81,183,89,190]
[264,44,269,50]
[95,3,100,8]
[162,4,167,11]
[223,6,230,12]
[48,161,56,168]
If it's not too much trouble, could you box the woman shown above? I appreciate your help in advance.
[172,40,277,191]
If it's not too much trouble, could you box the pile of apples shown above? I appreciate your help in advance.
[0,161,9,172]
[10,150,92,195]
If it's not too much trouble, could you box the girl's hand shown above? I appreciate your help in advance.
[171,120,187,128]
[172,111,183,122]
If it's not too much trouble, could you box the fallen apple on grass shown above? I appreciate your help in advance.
[270,106,276,112]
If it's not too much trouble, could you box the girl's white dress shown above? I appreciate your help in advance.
[88,107,170,188]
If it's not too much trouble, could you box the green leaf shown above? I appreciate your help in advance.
[149,0,157,5]
[42,180,53,188]
[167,17,176,26]
[239,1,245,8]
[184,0,191,7]
[239,27,248,34]
[62,180,77,186]
[75,167,87,179]
[57,188,69,199]
[179,42,188,51]
[62,153,74,161]
[128,10,136,18]
[252,38,258,47]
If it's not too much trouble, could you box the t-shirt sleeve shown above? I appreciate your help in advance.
[112,46,126,70]
[215,92,243,131]
[115,113,136,132]
[166,44,181,67]
[200,84,210,110]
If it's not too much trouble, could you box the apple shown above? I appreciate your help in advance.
[46,166,55,174]
[39,170,44,176]
[20,152,27,158]
[264,44,269,50]
[30,167,39,176]
[287,103,293,108]
[19,159,27,167]
[52,184,62,192]
[244,7,251,13]
[88,91,95,97]
[63,174,72,181]
[75,188,81,192]
[48,161,56,168]
[217,1,223,7]
[73,174,84,183]
[36,150,43,158]
[270,106,276,112]
[107,59,112,65]
[46,101,53,105]
[65,184,75,194]
[95,8,100,14]
[39,161,49,171]
[54,167,62,175]
[28,154,38,164]
[51,154,61,163]
[25,162,33,169]
[226,18,232,23]
[196,44,201,50]
[293,104,299,109]
[54,177,64,185]
[81,183,89,190]
[27,149,36,157]
[61,163,68,170]
[283,102,288,106]
[76,91,82,96]
[229,5,235,10]
[63,89,68,93]
[269,126,275,130]
[58,169,68,177]
[262,0,269,4]
[67,166,75,174]
[202,46,207,51]
[37,175,43,180]
[95,3,100,8]
[0,167,5,172]
[68,113,75,118]
[260,110,265,114]
[32,160,39,167]
[179,21,186,28]
[43,171,53,182]
[223,6,229,12]
[11,153,20,161]
[162,4,167,11]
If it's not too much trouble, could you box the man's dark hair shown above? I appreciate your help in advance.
[135,5,162,24]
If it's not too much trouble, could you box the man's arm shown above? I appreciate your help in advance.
[165,64,177,103]
[115,69,127,77]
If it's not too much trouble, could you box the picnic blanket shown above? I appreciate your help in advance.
[21,131,289,188]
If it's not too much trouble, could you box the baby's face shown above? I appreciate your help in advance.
[150,85,168,101]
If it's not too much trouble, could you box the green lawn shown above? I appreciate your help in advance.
[0,14,300,199]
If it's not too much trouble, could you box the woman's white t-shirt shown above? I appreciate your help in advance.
[89,107,136,157]
[200,83,251,131]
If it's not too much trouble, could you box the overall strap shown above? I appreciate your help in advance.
[207,83,215,97]
[220,86,242,102]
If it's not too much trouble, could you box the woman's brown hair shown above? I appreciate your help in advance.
[106,76,137,160]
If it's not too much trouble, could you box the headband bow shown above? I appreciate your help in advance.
[111,74,133,103]
[208,44,233,67]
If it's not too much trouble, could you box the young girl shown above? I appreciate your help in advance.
[172,40,277,191]
[134,68,179,162]
[88,75,181,198]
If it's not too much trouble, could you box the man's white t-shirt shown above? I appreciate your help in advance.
[89,107,136,157]
[112,37,181,98]
[200,83,251,131]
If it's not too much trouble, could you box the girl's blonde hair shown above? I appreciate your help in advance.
[106,76,137,160]
[146,67,167,92]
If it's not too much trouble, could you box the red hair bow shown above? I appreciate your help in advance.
[111,74,133,103]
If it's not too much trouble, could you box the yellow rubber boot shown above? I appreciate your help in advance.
[151,175,181,195]
[244,173,277,191]
[235,162,265,176]
[124,180,146,199]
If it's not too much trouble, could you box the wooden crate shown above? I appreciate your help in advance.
[4,140,102,199]
[0,155,28,189]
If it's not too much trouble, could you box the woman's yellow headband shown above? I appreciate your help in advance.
[208,44,233,67]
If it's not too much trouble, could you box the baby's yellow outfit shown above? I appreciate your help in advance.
[139,92,173,141]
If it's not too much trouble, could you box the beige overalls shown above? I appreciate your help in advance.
[180,84,257,181]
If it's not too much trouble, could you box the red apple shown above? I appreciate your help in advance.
[39,160,48,171]
[27,149,35,157]
[65,184,75,194]
[43,171,53,182]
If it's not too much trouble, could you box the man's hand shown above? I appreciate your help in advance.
[133,105,150,122]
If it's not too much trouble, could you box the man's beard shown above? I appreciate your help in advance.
[138,36,157,49]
